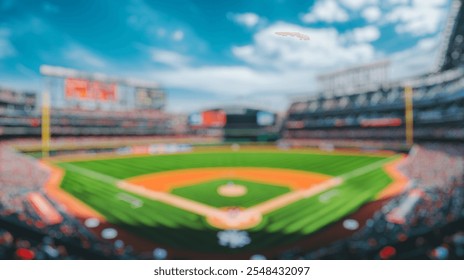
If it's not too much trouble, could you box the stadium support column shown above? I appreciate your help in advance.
[41,91,50,158]
[404,86,414,146]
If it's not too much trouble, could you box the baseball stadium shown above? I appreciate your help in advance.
[0,0,464,260]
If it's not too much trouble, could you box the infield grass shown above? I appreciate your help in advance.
[171,179,291,208]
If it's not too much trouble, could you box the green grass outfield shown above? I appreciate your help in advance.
[55,149,397,253]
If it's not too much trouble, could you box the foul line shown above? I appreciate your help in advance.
[246,156,398,215]
[60,163,223,217]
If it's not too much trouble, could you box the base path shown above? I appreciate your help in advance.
[126,167,330,191]
[244,156,402,219]
[248,177,344,215]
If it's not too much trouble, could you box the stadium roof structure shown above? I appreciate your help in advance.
[40,65,161,89]
[437,0,464,72]
[315,60,391,98]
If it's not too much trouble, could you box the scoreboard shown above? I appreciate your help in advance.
[135,88,165,110]
[188,108,275,128]
[65,78,117,101]
[188,110,227,128]
[40,65,166,111]
[188,107,278,141]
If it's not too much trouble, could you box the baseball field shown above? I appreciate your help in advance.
[45,147,405,254]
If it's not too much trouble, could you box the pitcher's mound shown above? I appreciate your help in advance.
[218,182,247,197]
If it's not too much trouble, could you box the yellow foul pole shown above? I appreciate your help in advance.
[41,91,50,158]
[404,86,414,146]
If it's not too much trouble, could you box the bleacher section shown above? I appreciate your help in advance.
[0,88,171,138]
[283,69,464,143]
[0,144,135,259]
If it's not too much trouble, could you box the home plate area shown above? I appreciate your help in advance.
[207,207,263,230]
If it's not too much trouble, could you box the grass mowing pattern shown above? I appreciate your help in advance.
[56,150,396,253]
[171,179,291,208]
[60,151,386,178]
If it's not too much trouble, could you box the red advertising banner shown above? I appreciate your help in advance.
[360,118,402,127]
[91,81,116,101]
[65,78,116,101]
[65,78,89,99]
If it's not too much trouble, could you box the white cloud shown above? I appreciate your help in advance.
[362,6,382,22]
[172,30,184,41]
[152,65,316,107]
[65,45,106,68]
[154,66,277,95]
[127,1,193,45]
[138,12,445,113]
[387,0,408,4]
[229,12,261,28]
[144,21,382,113]
[390,35,441,79]
[302,0,349,23]
[0,28,15,58]
[386,0,448,36]
[233,22,376,70]
[345,26,381,43]
[340,0,378,10]
[151,49,190,68]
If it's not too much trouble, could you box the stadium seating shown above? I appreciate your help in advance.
[0,144,137,260]
[283,69,464,143]
[0,88,172,137]
[0,145,49,191]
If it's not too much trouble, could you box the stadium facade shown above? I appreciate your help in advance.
[0,66,170,138]
[283,0,464,148]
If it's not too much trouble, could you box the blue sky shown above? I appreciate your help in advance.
[0,0,452,112]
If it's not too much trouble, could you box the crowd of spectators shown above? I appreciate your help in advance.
[284,126,464,142]
[403,144,464,188]
[284,68,464,143]
[0,192,136,259]
[281,144,464,260]
[0,144,137,259]
[287,68,464,115]
[53,107,167,119]
[278,138,407,151]
[0,88,36,115]
[0,145,49,192]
